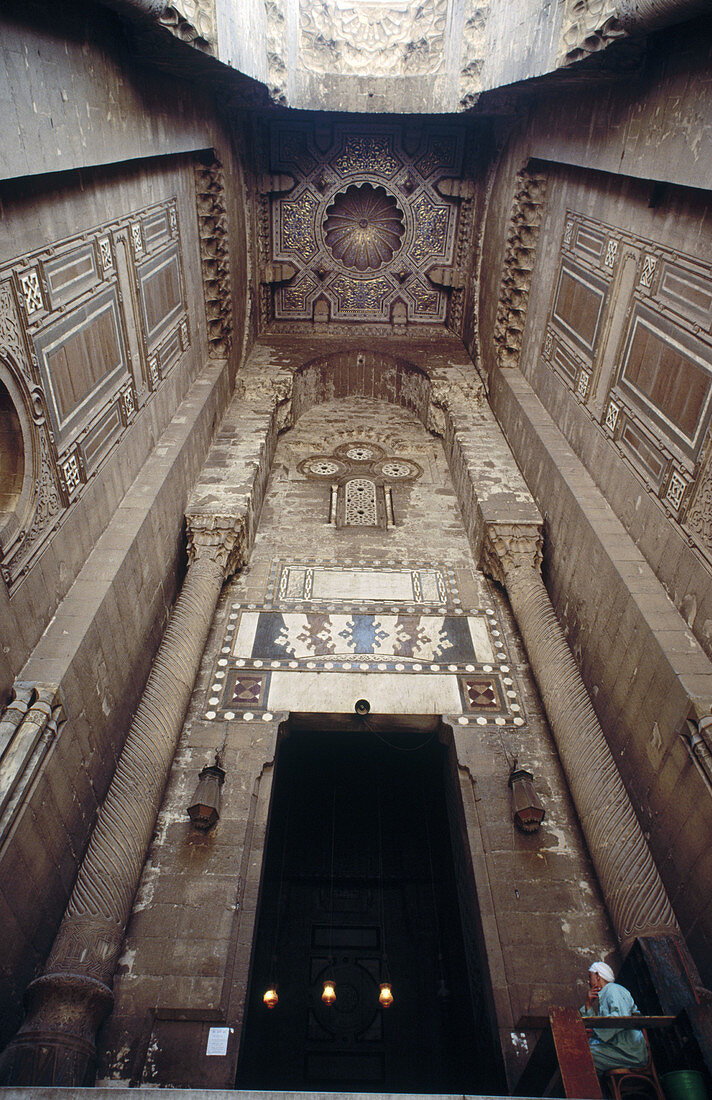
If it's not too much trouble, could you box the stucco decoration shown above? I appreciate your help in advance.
[265,121,469,326]
[299,0,449,76]
[158,0,215,49]
[194,155,233,358]
[559,0,626,64]
[493,169,548,371]
[323,184,405,272]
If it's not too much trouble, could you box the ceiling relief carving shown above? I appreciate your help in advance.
[323,184,405,272]
[263,121,470,328]
[299,0,449,77]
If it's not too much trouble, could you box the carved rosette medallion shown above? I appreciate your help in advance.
[323,184,405,272]
[267,121,467,326]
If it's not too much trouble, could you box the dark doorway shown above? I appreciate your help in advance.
[237,726,504,1093]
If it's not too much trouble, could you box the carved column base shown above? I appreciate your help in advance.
[0,972,113,1086]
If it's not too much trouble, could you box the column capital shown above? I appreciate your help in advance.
[480,521,543,586]
[185,511,247,580]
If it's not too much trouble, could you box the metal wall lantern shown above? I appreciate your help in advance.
[508,765,545,833]
[187,756,226,830]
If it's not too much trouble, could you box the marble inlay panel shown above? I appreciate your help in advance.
[229,610,492,664]
[272,563,453,605]
[267,671,462,714]
[206,561,524,728]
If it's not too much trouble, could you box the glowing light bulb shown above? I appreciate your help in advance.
[321,979,336,1005]
[263,986,279,1009]
[378,982,394,1007]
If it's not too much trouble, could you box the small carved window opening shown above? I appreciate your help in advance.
[344,478,378,526]
[299,442,421,530]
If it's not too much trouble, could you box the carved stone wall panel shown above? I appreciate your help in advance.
[543,210,712,571]
[265,120,471,327]
[299,0,449,77]
[0,198,185,594]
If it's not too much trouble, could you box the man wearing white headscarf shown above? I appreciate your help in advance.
[580,961,648,1072]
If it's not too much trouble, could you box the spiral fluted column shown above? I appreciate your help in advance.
[0,514,244,1086]
[482,523,680,951]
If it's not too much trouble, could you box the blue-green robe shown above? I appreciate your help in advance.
[580,981,648,1072]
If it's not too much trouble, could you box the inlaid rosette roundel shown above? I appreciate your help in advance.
[323,183,405,272]
[376,459,421,479]
[298,456,347,479]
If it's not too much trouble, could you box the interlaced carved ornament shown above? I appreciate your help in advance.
[0,282,32,383]
[265,120,470,327]
[299,440,421,528]
[345,478,378,525]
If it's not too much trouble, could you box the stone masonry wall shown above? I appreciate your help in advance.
[0,3,254,1044]
[1,0,215,181]
[0,155,208,695]
[476,61,712,982]
[100,337,615,1091]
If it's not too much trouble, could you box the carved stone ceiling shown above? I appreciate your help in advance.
[299,0,450,77]
[262,120,473,328]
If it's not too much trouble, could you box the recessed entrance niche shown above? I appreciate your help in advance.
[237,726,504,1094]
[0,379,24,530]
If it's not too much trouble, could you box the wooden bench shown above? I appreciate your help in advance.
[514,1008,675,1097]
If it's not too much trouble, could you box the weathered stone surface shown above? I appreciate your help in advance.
[100,339,615,1090]
[2,0,712,1091]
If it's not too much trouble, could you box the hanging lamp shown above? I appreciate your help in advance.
[377,782,394,1007]
[187,754,225,830]
[508,763,545,833]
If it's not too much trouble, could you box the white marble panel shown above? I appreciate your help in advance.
[267,671,461,714]
[467,616,494,662]
[311,568,416,601]
[231,611,259,656]
[418,569,442,601]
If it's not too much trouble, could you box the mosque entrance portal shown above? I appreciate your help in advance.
[236,723,504,1094]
